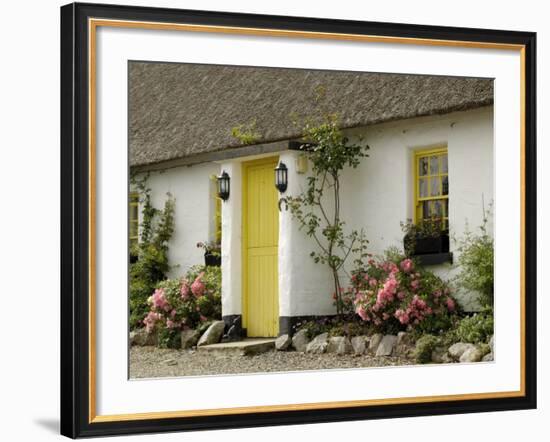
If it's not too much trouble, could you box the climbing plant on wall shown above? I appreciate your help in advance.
[287,115,370,318]
[129,176,176,329]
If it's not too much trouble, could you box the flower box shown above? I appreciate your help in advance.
[404,231,450,256]
[204,252,221,267]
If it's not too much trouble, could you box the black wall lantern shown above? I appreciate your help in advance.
[274,162,288,193]
[217,171,230,201]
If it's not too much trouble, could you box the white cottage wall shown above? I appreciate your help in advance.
[220,161,243,316]
[135,105,493,323]
[282,106,494,315]
[135,162,220,280]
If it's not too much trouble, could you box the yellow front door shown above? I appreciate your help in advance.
[243,158,279,337]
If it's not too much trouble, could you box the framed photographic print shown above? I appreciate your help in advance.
[60,2,537,438]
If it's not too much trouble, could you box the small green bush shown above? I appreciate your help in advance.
[455,206,494,307]
[129,183,175,329]
[449,309,494,344]
[142,265,222,343]
[414,334,440,364]
[350,249,458,335]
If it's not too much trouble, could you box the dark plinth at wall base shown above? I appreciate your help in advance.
[414,252,453,266]
[222,315,244,342]
[279,315,337,337]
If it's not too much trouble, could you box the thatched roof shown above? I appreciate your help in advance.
[129,62,493,167]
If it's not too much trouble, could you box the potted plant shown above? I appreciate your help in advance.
[401,218,449,256]
[197,241,222,267]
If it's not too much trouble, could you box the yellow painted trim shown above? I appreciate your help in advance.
[413,146,448,225]
[129,192,139,243]
[87,17,528,423]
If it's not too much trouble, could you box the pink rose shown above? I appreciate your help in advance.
[400,258,414,273]
[191,273,206,297]
[446,297,456,311]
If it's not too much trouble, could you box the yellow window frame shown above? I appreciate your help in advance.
[129,192,139,245]
[413,147,449,227]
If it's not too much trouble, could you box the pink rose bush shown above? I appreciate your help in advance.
[143,265,221,340]
[349,252,457,334]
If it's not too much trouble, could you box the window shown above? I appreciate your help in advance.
[414,147,449,229]
[129,192,139,246]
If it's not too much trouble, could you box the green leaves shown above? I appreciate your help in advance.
[129,183,176,329]
[455,205,494,307]
[287,116,370,318]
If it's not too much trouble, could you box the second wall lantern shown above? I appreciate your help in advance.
[217,171,230,201]
[274,162,288,193]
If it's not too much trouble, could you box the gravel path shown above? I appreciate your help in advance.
[130,346,415,379]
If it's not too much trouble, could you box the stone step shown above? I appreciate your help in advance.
[197,338,276,356]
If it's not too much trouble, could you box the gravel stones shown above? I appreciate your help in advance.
[130,346,415,378]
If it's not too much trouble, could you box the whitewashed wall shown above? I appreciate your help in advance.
[138,106,493,316]
[283,106,494,314]
[134,162,220,279]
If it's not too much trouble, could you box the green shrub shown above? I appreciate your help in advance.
[143,265,222,343]
[351,248,458,335]
[449,309,494,344]
[414,334,440,364]
[129,182,175,330]
[455,206,494,307]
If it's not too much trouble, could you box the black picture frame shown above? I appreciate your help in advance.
[60,2,537,438]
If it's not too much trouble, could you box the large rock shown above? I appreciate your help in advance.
[306,333,329,354]
[336,337,353,355]
[275,334,292,351]
[131,328,157,346]
[431,346,452,364]
[375,335,397,357]
[460,346,483,363]
[448,342,476,361]
[351,336,368,355]
[368,333,383,354]
[291,329,310,352]
[180,329,200,349]
[395,331,415,356]
[482,352,494,362]
[197,321,225,346]
[327,337,342,353]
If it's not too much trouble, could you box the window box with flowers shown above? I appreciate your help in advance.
[401,219,452,265]
[197,241,222,267]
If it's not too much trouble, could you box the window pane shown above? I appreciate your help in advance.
[441,154,448,173]
[433,200,443,218]
[442,175,449,195]
[422,201,430,220]
[419,177,428,197]
[130,204,138,221]
[130,221,138,238]
[430,156,439,174]
[419,157,428,176]
[430,176,440,196]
